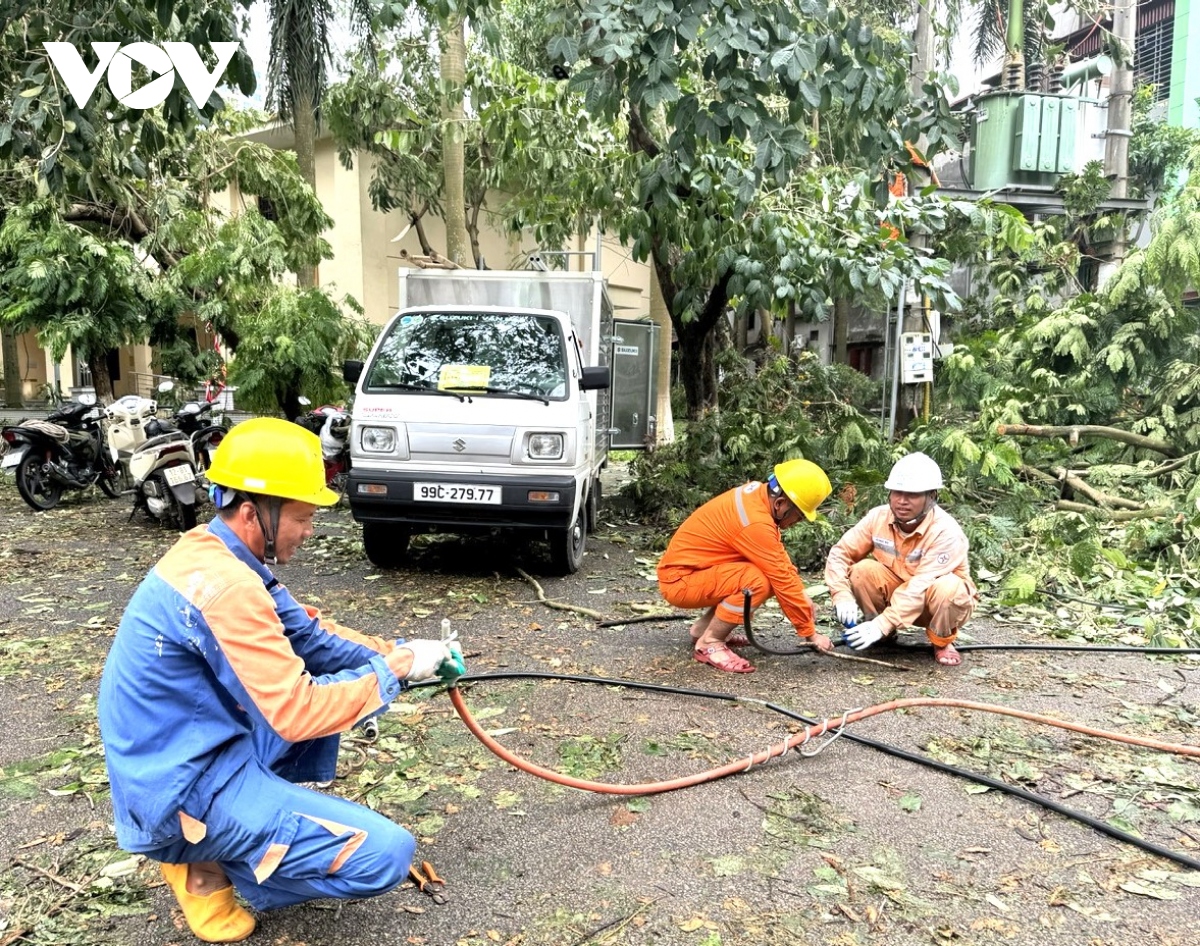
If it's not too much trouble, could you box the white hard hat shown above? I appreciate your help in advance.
[884,452,944,492]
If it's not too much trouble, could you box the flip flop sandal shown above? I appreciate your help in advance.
[694,643,756,673]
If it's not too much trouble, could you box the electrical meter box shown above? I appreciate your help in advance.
[901,332,934,383]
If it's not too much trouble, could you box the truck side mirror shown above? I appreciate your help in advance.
[580,366,610,391]
[343,360,363,384]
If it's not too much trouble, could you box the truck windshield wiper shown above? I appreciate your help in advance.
[460,386,550,405]
[371,381,470,402]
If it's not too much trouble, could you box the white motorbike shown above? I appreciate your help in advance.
[103,393,159,489]
[128,427,203,531]
[111,382,203,531]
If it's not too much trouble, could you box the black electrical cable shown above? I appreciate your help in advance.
[740,588,1200,656]
[435,670,1200,872]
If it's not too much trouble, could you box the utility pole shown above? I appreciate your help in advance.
[1102,0,1135,272]
[904,0,936,335]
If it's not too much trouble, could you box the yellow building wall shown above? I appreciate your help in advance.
[290,132,653,328]
[214,127,654,332]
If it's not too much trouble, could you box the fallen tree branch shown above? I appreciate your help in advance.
[515,568,606,620]
[1051,467,1144,510]
[596,613,690,627]
[1055,500,1175,521]
[1020,464,1059,487]
[997,423,1180,457]
[13,858,86,893]
[1139,453,1199,478]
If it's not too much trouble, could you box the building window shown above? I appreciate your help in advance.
[257,195,279,222]
[1135,11,1173,102]
[1067,0,1174,103]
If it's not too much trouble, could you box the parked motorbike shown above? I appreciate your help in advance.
[1,398,122,511]
[128,428,203,531]
[103,393,159,489]
[295,401,351,493]
[159,397,226,472]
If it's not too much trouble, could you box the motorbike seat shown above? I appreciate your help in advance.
[47,401,91,426]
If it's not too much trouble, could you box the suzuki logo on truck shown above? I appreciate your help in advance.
[453,438,466,453]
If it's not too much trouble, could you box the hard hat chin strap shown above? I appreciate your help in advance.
[898,492,938,529]
[252,496,284,565]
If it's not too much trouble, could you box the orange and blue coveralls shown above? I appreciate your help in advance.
[98,517,414,910]
[657,481,817,637]
[824,503,977,646]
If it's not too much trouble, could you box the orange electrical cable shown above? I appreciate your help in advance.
[448,687,1200,796]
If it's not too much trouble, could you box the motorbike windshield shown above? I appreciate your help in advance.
[364,311,568,400]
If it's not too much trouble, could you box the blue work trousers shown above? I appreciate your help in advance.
[146,727,415,911]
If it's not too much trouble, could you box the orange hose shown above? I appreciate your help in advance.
[448,688,1200,796]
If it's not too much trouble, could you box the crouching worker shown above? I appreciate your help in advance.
[98,418,465,943]
[824,452,977,667]
[656,459,836,674]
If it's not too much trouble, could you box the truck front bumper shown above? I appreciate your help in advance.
[348,470,578,531]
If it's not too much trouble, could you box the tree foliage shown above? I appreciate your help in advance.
[0,201,172,398]
[228,287,375,420]
[530,0,964,418]
[627,349,893,567]
[0,0,256,197]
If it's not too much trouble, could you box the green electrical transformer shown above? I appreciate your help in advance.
[966,56,1111,191]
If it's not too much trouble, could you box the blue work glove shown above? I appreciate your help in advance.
[834,600,861,628]
[844,617,887,651]
[401,639,457,683]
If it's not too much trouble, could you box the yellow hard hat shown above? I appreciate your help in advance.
[772,458,832,521]
[207,417,339,506]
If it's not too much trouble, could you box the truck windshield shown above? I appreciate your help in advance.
[364,311,568,399]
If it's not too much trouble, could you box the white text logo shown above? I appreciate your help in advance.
[43,42,239,109]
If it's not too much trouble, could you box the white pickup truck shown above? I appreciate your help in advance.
[343,269,613,574]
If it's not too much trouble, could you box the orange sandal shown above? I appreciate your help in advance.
[694,643,756,673]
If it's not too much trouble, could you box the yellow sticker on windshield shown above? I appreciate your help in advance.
[438,364,491,391]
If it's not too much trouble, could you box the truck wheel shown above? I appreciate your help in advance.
[549,506,587,575]
[363,522,412,569]
[585,477,601,533]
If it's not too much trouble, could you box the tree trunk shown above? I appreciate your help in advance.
[651,251,730,419]
[2,326,22,407]
[648,268,674,444]
[87,351,114,404]
[676,323,717,419]
[440,15,471,267]
[282,387,304,422]
[735,309,748,352]
[292,84,319,288]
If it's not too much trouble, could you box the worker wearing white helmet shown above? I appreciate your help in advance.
[824,452,977,666]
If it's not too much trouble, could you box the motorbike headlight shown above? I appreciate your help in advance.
[526,433,564,460]
[360,426,396,453]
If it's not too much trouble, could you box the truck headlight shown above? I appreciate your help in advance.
[526,433,564,460]
[360,426,396,453]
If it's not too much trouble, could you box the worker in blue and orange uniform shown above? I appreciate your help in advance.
[825,452,977,667]
[656,459,836,674]
[98,418,464,943]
